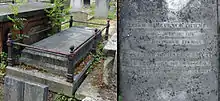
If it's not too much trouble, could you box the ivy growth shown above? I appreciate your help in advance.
[45,0,71,35]
[7,3,29,40]
[0,52,7,75]
[53,92,79,101]
[7,5,26,31]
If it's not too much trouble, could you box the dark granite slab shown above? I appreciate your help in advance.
[119,0,218,101]
[20,27,95,76]
[31,27,94,54]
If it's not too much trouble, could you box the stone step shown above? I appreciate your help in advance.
[19,56,67,77]
[6,66,74,96]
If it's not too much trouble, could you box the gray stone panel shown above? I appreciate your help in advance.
[4,75,49,101]
[95,0,109,18]
[119,0,218,101]
[4,76,24,101]
[24,81,49,101]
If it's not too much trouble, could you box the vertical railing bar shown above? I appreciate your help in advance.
[7,33,13,66]
[105,19,110,40]
[69,15,73,28]
[66,46,75,83]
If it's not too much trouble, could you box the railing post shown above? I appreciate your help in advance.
[66,46,75,83]
[69,16,73,28]
[7,33,13,66]
[91,29,98,53]
[105,19,110,40]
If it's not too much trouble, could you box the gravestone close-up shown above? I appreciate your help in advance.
[119,0,218,101]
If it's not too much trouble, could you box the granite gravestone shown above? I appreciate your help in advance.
[119,0,218,101]
[4,76,49,101]
[70,0,83,11]
[95,0,109,18]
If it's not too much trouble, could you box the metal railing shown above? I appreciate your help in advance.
[7,15,110,83]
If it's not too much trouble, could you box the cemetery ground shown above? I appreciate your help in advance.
[0,1,117,101]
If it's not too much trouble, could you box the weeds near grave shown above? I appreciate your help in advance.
[88,41,105,73]
[0,52,7,75]
[7,3,29,40]
[118,94,123,101]
[45,0,71,35]
[108,1,117,20]
[54,92,79,101]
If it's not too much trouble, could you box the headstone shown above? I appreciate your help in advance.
[70,0,83,11]
[119,0,218,101]
[4,75,49,101]
[95,0,109,18]
[4,76,24,101]
[72,11,88,26]
[24,81,49,101]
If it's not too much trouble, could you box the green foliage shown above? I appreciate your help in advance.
[54,93,77,101]
[7,4,28,40]
[0,52,7,75]
[7,4,26,30]
[88,41,105,73]
[118,95,123,101]
[108,1,117,20]
[45,0,71,34]
[93,41,105,63]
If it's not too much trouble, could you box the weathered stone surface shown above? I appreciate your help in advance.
[95,0,109,18]
[24,81,48,101]
[103,57,114,85]
[112,51,117,88]
[104,33,117,56]
[119,0,218,101]
[4,75,49,101]
[82,97,96,101]
[4,76,24,101]
[6,66,74,96]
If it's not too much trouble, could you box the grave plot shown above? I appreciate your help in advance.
[5,15,110,99]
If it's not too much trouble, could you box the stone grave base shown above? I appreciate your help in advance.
[5,66,73,96]
[4,75,48,101]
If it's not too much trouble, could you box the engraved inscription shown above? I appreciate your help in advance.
[120,0,218,100]
[127,22,208,29]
